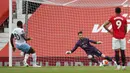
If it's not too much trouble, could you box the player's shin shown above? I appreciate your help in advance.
[115,50,120,65]
[32,53,41,67]
[32,53,37,66]
[23,54,29,66]
[121,50,126,66]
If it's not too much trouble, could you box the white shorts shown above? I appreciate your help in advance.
[112,37,126,50]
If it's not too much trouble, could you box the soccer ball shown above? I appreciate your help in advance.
[102,59,109,66]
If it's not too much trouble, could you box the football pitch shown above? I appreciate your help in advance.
[0,66,130,73]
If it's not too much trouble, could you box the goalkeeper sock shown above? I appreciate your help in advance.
[32,53,37,66]
[24,54,29,64]
[104,56,112,61]
[91,58,99,64]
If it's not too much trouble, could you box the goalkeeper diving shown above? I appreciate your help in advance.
[66,31,116,66]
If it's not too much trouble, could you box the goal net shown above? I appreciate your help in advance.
[9,0,130,66]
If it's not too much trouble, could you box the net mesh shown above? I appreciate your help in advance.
[12,0,130,66]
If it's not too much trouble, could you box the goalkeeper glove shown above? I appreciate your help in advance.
[66,51,72,54]
[96,41,103,44]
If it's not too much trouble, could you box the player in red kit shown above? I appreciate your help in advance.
[103,7,127,70]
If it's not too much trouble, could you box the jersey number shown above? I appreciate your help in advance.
[14,34,20,40]
[116,20,122,29]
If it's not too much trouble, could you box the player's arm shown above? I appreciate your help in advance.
[125,24,127,34]
[20,29,31,41]
[89,40,102,44]
[66,43,79,54]
[124,19,127,34]
[103,20,113,35]
[10,34,16,52]
[21,33,31,41]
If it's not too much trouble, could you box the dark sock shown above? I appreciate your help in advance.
[115,50,120,65]
[104,56,112,61]
[91,58,99,64]
[121,50,126,66]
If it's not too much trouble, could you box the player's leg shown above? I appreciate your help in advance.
[93,49,115,66]
[120,50,126,70]
[88,55,99,64]
[23,54,29,66]
[16,44,30,67]
[114,49,120,70]
[87,51,103,66]
[96,49,113,62]
[26,47,41,67]
[92,49,104,59]
[112,37,121,70]
[20,52,29,66]
[100,53,117,66]
[101,54,113,61]
[120,38,126,70]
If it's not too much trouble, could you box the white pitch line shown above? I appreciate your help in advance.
[63,0,78,6]
[121,0,128,5]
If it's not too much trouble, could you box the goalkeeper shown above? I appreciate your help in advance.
[66,31,115,66]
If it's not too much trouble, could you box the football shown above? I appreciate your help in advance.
[102,59,109,66]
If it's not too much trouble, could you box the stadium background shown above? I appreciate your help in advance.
[0,0,130,66]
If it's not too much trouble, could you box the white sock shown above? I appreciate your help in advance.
[32,53,37,66]
[24,54,29,64]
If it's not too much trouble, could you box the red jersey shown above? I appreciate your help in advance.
[109,14,127,39]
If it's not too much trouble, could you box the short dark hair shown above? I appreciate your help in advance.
[115,7,121,14]
[17,21,23,27]
[78,31,83,35]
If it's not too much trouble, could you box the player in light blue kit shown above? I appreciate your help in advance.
[10,21,41,67]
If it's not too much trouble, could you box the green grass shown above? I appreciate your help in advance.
[0,66,130,73]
